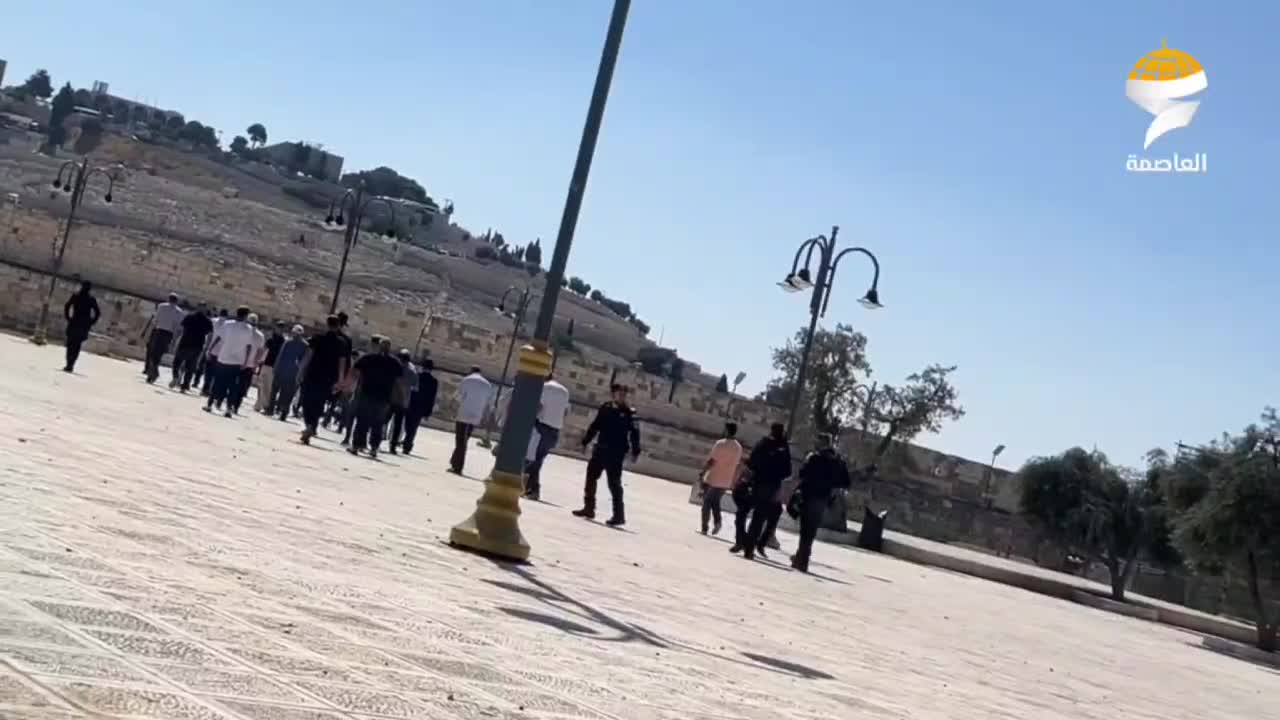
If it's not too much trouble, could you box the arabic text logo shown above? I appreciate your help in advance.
[1125,39,1207,150]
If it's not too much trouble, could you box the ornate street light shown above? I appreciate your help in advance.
[323,181,397,315]
[31,158,118,345]
[779,226,882,439]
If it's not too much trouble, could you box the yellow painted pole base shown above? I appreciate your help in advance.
[449,468,531,562]
[28,332,48,346]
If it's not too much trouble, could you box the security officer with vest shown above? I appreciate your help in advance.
[790,433,851,572]
[573,383,641,527]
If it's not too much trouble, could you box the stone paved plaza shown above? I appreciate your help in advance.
[0,335,1274,720]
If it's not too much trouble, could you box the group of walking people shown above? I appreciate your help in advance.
[64,284,850,561]
[698,421,855,573]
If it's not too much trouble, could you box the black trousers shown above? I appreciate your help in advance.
[65,329,88,371]
[271,374,298,417]
[583,451,625,519]
[792,497,829,570]
[206,363,241,408]
[144,329,174,381]
[399,409,426,453]
[201,358,219,395]
[352,395,390,451]
[388,407,407,449]
[231,368,254,412]
[745,487,783,554]
[300,382,330,431]
[450,421,475,472]
[172,346,201,389]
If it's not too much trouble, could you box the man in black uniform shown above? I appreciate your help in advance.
[62,281,101,373]
[733,422,792,560]
[790,433,851,572]
[171,303,213,391]
[297,315,348,445]
[573,384,641,527]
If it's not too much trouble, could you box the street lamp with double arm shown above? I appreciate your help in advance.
[31,158,118,345]
[778,225,883,440]
[323,181,397,315]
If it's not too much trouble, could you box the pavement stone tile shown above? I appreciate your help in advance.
[289,680,426,718]
[1,339,1278,720]
[222,647,371,685]
[43,680,236,719]
[26,600,166,634]
[82,629,231,666]
[0,618,90,650]
[0,666,74,711]
[0,642,155,683]
[210,700,350,720]
[148,664,315,704]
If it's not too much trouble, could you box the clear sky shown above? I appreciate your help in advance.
[4,1,1275,469]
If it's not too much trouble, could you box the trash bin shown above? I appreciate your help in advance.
[857,507,889,552]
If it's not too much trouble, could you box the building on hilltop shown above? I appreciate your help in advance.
[88,81,184,129]
[260,141,344,182]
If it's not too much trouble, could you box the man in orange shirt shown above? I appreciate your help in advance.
[699,422,743,535]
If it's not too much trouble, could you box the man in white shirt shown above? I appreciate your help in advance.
[142,293,185,384]
[229,314,267,415]
[203,307,257,418]
[199,309,229,396]
[523,372,571,501]
[450,366,493,475]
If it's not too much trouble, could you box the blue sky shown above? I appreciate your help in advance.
[4,1,1275,469]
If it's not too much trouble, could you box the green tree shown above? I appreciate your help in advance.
[46,84,76,149]
[165,114,185,131]
[341,166,430,204]
[526,238,543,266]
[1020,448,1176,600]
[630,317,650,336]
[19,69,54,99]
[568,277,591,295]
[246,123,268,147]
[764,324,871,435]
[230,135,250,155]
[1159,408,1280,651]
[715,374,730,393]
[864,364,964,459]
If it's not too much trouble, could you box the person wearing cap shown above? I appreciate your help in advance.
[573,383,641,527]
[268,324,307,418]
[254,321,287,413]
[788,433,851,573]
[386,349,419,455]
[171,302,213,392]
[142,292,185,383]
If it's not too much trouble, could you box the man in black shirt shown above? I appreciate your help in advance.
[573,384,641,527]
[348,338,403,458]
[254,322,286,413]
[399,357,438,456]
[734,422,793,560]
[789,434,851,573]
[297,315,348,445]
[62,281,101,373]
[171,303,213,392]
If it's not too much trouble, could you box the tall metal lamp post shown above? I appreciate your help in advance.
[479,285,534,448]
[31,158,117,345]
[778,226,883,440]
[323,181,397,315]
[450,0,631,561]
[982,444,1006,507]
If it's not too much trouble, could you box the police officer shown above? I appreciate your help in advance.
[573,383,641,527]
[734,422,792,560]
[790,433,851,573]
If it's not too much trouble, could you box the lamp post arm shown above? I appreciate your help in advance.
[823,245,880,317]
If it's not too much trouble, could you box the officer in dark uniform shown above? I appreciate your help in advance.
[733,422,792,560]
[790,433,851,572]
[573,383,641,526]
